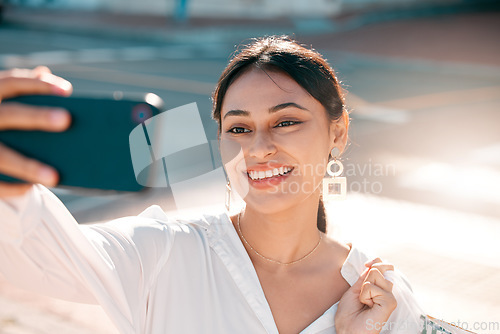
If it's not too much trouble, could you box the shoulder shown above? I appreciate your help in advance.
[319,236,369,282]
[95,205,229,234]
[83,205,230,246]
[82,206,233,263]
[131,205,232,245]
[318,236,351,273]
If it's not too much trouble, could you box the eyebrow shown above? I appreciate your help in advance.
[223,102,309,119]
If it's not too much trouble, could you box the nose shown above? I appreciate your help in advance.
[248,130,277,160]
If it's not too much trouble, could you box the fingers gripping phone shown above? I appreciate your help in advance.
[0,93,164,192]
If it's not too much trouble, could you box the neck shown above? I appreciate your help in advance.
[237,192,323,269]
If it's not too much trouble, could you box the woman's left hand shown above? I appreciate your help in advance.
[335,258,397,334]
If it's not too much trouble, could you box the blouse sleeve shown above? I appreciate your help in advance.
[0,184,177,334]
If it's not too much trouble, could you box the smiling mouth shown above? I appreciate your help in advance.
[246,166,294,181]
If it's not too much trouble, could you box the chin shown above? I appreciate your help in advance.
[241,189,313,215]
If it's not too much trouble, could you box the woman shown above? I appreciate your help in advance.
[0,37,422,333]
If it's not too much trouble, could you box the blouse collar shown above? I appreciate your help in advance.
[205,210,370,334]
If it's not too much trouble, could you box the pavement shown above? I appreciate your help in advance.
[0,4,499,334]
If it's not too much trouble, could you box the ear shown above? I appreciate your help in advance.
[329,110,349,154]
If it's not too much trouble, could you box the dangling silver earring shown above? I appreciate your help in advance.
[323,147,347,201]
[225,181,231,211]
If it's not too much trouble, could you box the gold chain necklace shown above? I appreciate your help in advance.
[236,211,323,266]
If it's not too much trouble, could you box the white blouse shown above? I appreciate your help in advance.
[0,185,423,334]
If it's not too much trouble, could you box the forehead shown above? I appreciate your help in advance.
[221,67,318,117]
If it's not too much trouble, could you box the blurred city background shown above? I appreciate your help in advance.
[0,0,499,332]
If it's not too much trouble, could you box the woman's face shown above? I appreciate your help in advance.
[220,67,344,214]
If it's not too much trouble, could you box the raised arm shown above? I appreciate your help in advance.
[0,184,176,334]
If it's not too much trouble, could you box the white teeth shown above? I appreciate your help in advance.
[248,167,294,180]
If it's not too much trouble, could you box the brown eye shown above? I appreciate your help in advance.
[276,120,301,127]
[228,127,250,134]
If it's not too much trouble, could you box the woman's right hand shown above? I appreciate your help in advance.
[0,66,72,198]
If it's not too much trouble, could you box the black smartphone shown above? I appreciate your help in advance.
[0,93,164,192]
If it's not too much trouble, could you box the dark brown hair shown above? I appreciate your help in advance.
[212,36,347,233]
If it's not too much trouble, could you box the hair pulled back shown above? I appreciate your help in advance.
[212,36,347,233]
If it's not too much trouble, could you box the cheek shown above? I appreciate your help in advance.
[220,138,244,179]
[220,138,241,167]
[219,138,250,197]
[294,154,328,180]
[285,143,330,185]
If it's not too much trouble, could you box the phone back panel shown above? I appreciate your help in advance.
[0,94,163,192]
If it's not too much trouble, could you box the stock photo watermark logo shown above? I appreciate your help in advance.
[366,316,500,333]
[128,102,236,210]
[344,159,396,194]
[128,102,395,209]
[264,160,396,196]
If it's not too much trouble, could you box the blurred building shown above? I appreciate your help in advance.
[9,0,476,18]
